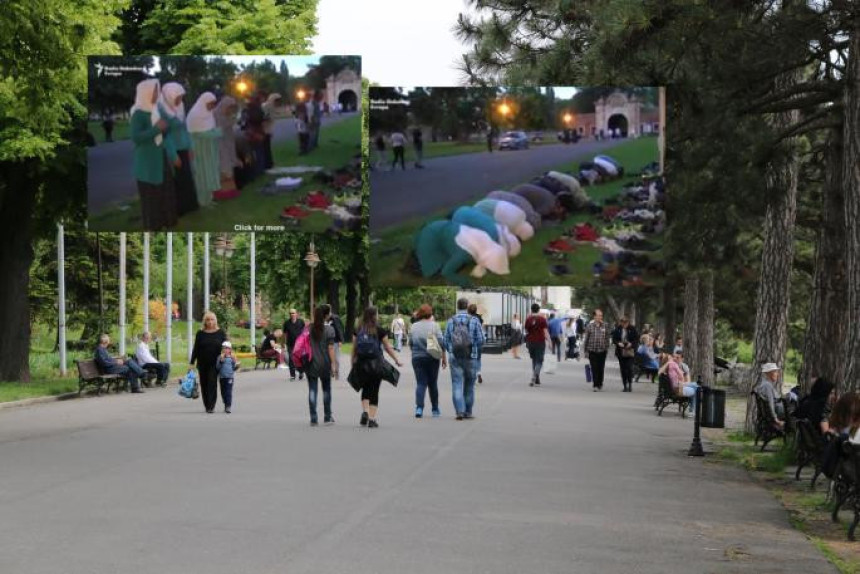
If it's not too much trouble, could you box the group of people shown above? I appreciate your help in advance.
[130,78,284,229]
[373,128,424,171]
[93,331,173,394]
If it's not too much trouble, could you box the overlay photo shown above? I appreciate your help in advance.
[369,86,667,288]
[87,55,362,233]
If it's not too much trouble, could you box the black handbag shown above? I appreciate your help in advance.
[378,359,400,387]
[346,366,362,392]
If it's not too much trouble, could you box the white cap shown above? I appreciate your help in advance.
[761,362,779,373]
[222,341,233,349]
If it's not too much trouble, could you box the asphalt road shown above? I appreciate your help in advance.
[87,113,357,216]
[0,353,834,574]
[369,139,630,232]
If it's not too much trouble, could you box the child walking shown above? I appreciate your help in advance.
[215,341,240,413]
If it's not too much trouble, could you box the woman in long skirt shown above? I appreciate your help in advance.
[130,78,177,230]
[214,96,241,196]
[186,92,222,207]
[159,82,199,216]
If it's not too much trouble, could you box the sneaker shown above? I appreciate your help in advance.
[530,376,535,387]
[415,407,423,418]
[206,409,214,413]
[535,378,541,386]
[290,376,296,381]
[225,406,231,414]
[593,388,598,392]
[299,373,304,380]
[360,412,369,426]
[368,419,379,428]
[432,409,441,418]
[456,413,464,421]
[324,416,335,425]
[278,364,288,370]
[463,413,474,420]
[310,420,319,427]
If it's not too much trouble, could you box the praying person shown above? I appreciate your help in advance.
[186,92,222,207]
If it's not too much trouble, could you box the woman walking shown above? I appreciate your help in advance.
[305,306,337,426]
[159,82,199,217]
[564,317,579,360]
[510,313,523,359]
[410,304,446,418]
[190,311,227,414]
[611,316,639,392]
[130,78,176,230]
[214,96,241,197]
[186,92,222,207]
[351,307,401,428]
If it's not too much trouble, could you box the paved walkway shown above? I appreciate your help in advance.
[0,353,834,573]
[369,139,629,231]
[87,113,357,215]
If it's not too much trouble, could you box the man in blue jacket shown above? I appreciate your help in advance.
[94,334,145,393]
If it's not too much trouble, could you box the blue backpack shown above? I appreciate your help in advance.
[178,370,198,399]
[356,328,380,359]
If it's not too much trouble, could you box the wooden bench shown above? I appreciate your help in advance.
[253,345,276,370]
[752,392,787,452]
[75,359,122,396]
[793,418,831,488]
[830,440,860,540]
[654,373,691,417]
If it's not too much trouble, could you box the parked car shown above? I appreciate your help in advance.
[498,131,530,150]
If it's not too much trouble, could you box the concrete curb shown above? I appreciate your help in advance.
[0,392,80,411]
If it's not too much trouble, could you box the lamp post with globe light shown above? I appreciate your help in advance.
[304,239,321,313]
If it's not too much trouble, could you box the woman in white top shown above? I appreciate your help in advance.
[510,313,523,359]
[564,317,579,360]
[390,131,406,171]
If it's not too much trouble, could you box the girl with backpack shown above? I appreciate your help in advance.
[304,306,337,426]
[351,307,402,428]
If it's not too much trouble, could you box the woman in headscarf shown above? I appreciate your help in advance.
[795,377,836,434]
[159,82,199,216]
[130,78,177,230]
[214,96,241,198]
[186,92,222,208]
[261,93,282,170]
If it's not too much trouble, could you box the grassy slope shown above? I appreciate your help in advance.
[370,137,661,287]
[89,115,361,232]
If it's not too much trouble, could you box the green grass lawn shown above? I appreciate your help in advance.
[90,115,361,232]
[370,137,662,287]
[89,120,131,144]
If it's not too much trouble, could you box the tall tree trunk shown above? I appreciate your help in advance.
[844,17,860,389]
[682,276,699,377]
[345,271,357,340]
[696,270,715,385]
[744,67,801,433]
[0,161,37,382]
[663,281,677,343]
[799,127,848,393]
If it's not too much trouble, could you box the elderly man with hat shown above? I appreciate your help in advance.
[754,362,785,430]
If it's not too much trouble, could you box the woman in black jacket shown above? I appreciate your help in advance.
[795,377,835,434]
[190,311,227,413]
[611,316,639,392]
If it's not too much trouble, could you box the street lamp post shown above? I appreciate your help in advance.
[214,234,235,304]
[304,239,321,313]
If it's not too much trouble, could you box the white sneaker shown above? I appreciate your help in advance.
[277,364,288,370]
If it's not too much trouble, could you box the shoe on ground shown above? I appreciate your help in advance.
[415,407,423,418]
[278,364,288,370]
[299,374,304,380]
[368,419,379,428]
[360,412,369,426]
[593,388,598,392]
[131,388,144,394]
[456,413,464,421]
[464,413,474,420]
[206,409,214,413]
[290,376,296,381]
[324,416,335,425]
[310,420,319,427]
[225,406,231,413]
[432,409,441,418]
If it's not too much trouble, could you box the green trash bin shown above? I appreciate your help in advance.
[700,387,726,428]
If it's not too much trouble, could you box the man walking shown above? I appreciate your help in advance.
[582,309,610,391]
[94,334,145,393]
[412,127,424,168]
[390,130,407,171]
[282,308,306,381]
[390,313,406,352]
[524,304,550,387]
[135,331,170,385]
[444,298,484,420]
[548,313,564,363]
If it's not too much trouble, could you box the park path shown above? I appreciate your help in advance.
[87,112,357,215]
[369,138,631,232]
[0,353,834,574]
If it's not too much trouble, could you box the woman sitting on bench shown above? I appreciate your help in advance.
[636,334,659,383]
[795,377,835,435]
[658,352,698,411]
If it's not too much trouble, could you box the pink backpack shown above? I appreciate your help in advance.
[291,328,313,368]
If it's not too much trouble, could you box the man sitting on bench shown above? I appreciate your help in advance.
[94,334,145,393]
[135,331,170,385]
[754,363,785,430]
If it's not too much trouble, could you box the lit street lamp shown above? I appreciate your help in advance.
[296,88,306,102]
[236,80,249,95]
[304,239,321,313]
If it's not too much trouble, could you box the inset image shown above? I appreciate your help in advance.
[369,87,666,287]
[88,55,361,233]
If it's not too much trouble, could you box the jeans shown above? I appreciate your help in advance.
[526,341,545,380]
[220,378,233,408]
[450,357,477,415]
[392,146,405,170]
[143,362,170,383]
[393,333,403,351]
[588,351,607,389]
[550,336,562,362]
[618,355,634,388]
[412,356,440,410]
[566,336,578,359]
[682,383,699,413]
[307,373,332,422]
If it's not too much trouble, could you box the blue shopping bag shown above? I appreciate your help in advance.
[585,364,593,383]
[178,369,198,399]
